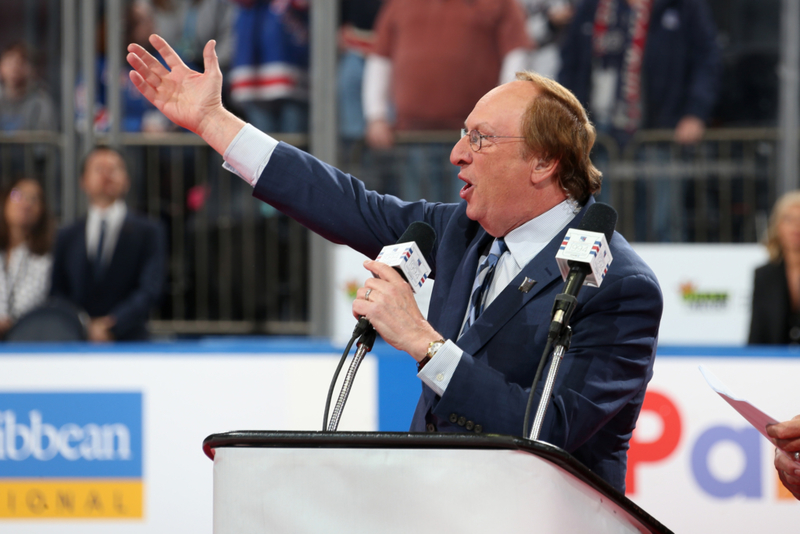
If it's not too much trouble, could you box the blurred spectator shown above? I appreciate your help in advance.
[150,0,236,73]
[76,1,172,133]
[706,0,779,127]
[0,42,57,132]
[229,0,309,134]
[363,0,530,202]
[336,1,389,193]
[559,0,720,241]
[50,147,166,342]
[0,178,53,338]
[560,0,719,146]
[748,191,800,345]
[517,0,576,79]
[338,0,383,144]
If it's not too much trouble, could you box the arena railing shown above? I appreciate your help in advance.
[0,128,782,336]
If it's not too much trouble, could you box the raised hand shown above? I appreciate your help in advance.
[127,35,243,154]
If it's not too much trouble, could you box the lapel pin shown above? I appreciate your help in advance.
[518,277,536,293]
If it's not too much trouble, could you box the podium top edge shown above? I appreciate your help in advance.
[202,431,562,460]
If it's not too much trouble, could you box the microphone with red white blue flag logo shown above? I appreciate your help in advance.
[523,203,618,440]
[325,222,436,432]
[373,230,433,293]
[555,228,613,289]
[549,203,617,341]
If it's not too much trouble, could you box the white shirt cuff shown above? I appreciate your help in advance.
[221,123,279,187]
[363,54,392,122]
[417,339,462,396]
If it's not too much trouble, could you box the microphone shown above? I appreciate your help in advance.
[548,203,617,341]
[375,221,436,292]
[353,221,437,338]
[325,222,437,432]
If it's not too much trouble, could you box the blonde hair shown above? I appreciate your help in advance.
[765,190,800,262]
[514,71,602,205]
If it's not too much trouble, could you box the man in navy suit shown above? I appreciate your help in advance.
[50,147,166,342]
[127,35,662,492]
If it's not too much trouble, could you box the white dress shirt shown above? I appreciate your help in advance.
[86,200,127,266]
[0,244,52,320]
[417,200,578,395]
[220,124,579,396]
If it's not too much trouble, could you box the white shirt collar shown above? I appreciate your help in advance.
[501,199,580,269]
[87,199,127,224]
[86,200,128,263]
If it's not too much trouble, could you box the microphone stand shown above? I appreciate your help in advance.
[523,290,578,440]
[327,328,377,432]
[524,203,616,440]
[528,325,572,441]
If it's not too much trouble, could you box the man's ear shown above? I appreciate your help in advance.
[529,157,559,185]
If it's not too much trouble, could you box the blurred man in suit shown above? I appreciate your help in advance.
[50,147,166,341]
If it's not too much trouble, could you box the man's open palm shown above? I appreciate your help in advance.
[127,35,223,137]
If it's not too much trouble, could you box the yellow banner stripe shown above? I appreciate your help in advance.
[0,479,142,519]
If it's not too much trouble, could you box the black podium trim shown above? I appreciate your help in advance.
[203,430,672,534]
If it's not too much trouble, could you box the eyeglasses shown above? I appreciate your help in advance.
[10,188,41,204]
[460,128,525,152]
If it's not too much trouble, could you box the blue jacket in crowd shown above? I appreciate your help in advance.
[558,0,721,131]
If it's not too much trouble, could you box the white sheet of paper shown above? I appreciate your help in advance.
[698,364,779,440]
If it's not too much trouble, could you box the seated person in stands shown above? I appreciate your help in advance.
[0,178,53,337]
[0,42,57,132]
[50,147,166,342]
[749,190,800,344]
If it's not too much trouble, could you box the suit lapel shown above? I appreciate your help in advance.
[455,235,563,354]
[454,200,594,356]
[436,229,494,341]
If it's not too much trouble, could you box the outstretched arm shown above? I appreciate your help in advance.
[126,34,244,155]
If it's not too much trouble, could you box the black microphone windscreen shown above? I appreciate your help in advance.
[397,221,437,262]
[578,202,618,243]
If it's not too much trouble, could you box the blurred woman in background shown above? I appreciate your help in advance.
[0,177,53,337]
[749,190,800,344]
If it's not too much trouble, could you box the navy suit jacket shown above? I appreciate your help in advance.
[50,212,166,340]
[255,142,663,493]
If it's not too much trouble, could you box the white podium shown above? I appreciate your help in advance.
[203,432,671,534]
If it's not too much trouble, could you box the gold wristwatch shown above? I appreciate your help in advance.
[418,338,445,371]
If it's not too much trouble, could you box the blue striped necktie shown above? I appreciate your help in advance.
[461,238,508,336]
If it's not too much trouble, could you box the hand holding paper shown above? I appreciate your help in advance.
[700,365,800,500]
[766,414,800,452]
[766,415,800,500]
